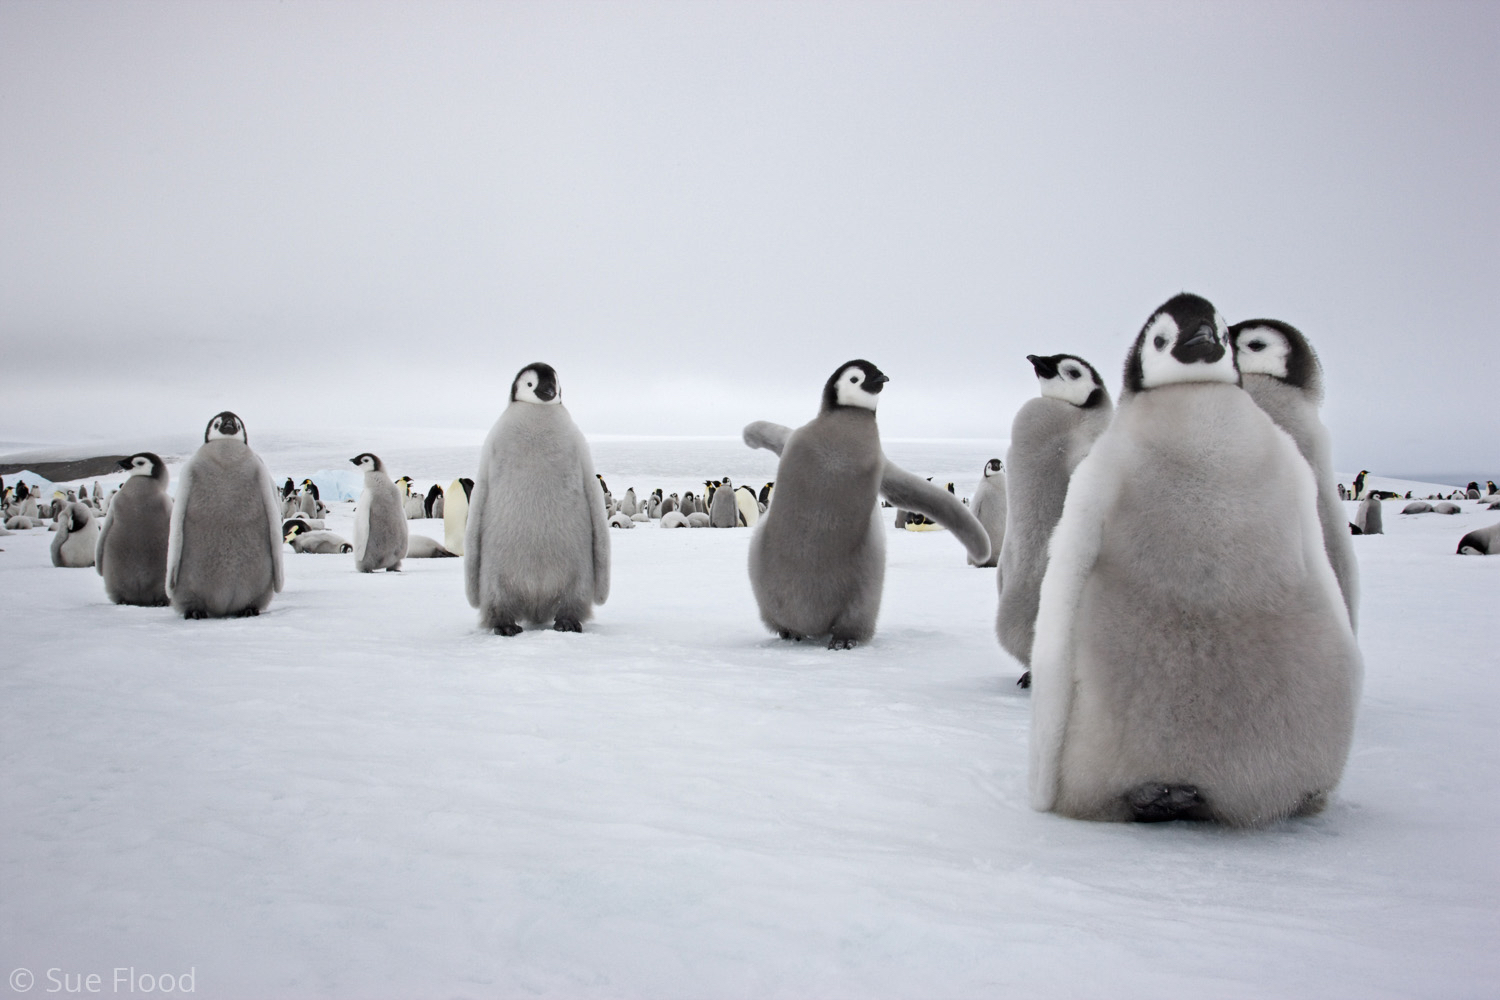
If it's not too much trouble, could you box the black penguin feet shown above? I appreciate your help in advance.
[1126,783,1209,823]
[828,636,857,651]
[494,622,523,637]
[237,607,260,617]
[1016,671,1032,689]
[184,609,207,620]
[777,630,803,642]
[554,617,583,633]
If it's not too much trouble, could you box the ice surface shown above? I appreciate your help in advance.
[1,439,1497,998]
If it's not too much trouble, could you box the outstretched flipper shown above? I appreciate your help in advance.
[586,461,611,604]
[463,474,487,608]
[256,456,285,593]
[879,462,991,565]
[743,421,792,457]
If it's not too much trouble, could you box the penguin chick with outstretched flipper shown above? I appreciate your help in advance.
[96,452,172,604]
[466,363,610,635]
[1028,294,1362,827]
[350,453,408,572]
[1231,319,1359,630]
[996,353,1113,685]
[743,360,990,650]
[968,459,1006,569]
[168,412,284,618]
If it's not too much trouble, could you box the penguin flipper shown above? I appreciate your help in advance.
[94,503,111,577]
[743,421,792,457]
[257,457,284,593]
[463,475,486,608]
[165,458,196,594]
[1027,441,1119,812]
[586,462,611,604]
[879,462,992,565]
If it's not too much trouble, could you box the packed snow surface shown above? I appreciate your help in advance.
[2,437,1497,998]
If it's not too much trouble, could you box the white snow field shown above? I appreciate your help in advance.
[2,437,1497,999]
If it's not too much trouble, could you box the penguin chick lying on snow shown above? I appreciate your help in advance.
[284,520,353,554]
[405,534,457,557]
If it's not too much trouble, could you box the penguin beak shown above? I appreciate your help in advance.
[1027,355,1059,379]
[117,458,133,471]
[535,384,557,402]
[349,458,360,466]
[1172,325,1226,365]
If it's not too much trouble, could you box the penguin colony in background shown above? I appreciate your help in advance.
[14,299,1496,829]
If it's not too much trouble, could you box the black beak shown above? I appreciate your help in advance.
[1171,324,1225,365]
[535,384,557,401]
[117,458,133,471]
[868,371,889,393]
[1027,354,1059,379]
[349,457,360,466]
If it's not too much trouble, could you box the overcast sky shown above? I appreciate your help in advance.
[2,1,1495,474]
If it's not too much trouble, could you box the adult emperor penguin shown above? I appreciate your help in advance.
[466,363,610,634]
[50,501,99,567]
[734,484,761,527]
[996,352,1113,684]
[96,452,173,604]
[1028,293,1362,826]
[968,458,1007,569]
[743,359,990,649]
[1351,470,1369,500]
[350,452,408,572]
[1230,319,1359,629]
[425,483,444,518]
[443,478,471,555]
[167,411,284,618]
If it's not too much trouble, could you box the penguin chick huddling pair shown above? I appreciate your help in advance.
[465,363,610,635]
[1028,293,1362,828]
[743,360,990,650]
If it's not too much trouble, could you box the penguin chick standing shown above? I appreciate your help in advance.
[167,411,283,618]
[1231,319,1359,629]
[968,458,1007,568]
[351,453,408,572]
[96,452,172,604]
[50,501,99,567]
[466,363,610,634]
[1029,294,1361,826]
[743,360,990,649]
[996,353,1113,680]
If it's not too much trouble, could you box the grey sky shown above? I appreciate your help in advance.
[2,1,1495,475]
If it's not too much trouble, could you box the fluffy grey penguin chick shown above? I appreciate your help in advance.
[1457,522,1500,555]
[1353,495,1383,535]
[1028,294,1362,827]
[51,501,99,567]
[996,353,1113,682]
[708,477,739,527]
[743,359,991,650]
[968,458,1007,569]
[167,411,284,618]
[465,363,610,635]
[404,534,457,557]
[351,453,409,572]
[1231,319,1359,630]
[96,452,173,604]
[284,520,354,554]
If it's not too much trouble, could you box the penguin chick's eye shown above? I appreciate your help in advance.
[849,375,859,383]
[1153,336,1168,350]
[1246,340,1266,352]
[1064,367,1080,380]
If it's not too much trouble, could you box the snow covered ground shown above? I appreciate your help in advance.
[2,439,1497,998]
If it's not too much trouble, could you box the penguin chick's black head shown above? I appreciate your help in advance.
[985,458,1003,475]
[119,452,168,481]
[1124,293,1238,394]
[822,359,889,412]
[205,411,246,443]
[283,519,309,541]
[511,362,560,404]
[1229,318,1323,401]
[350,453,385,472]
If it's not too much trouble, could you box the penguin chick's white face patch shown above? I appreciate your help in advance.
[1137,311,1238,389]
[984,459,1003,477]
[1231,325,1292,380]
[1037,358,1102,406]
[512,364,562,405]
[204,411,247,443]
[831,362,888,411]
[124,455,157,479]
[351,454,382,473]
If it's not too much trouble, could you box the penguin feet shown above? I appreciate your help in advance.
[237,607,260,618]
[1125,783,1209,823]
[777,630,803,642]
[493,622,523,637]
[554,617,583,633]
[828,636,857,651]
[1016,671,1032,689]
[184,609,208,620]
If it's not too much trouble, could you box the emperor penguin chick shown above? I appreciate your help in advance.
[1028,294,1362,827]
[996,353,1113,681]
[465,363,610,634]
[1230,319,1358,629]
[968,458,1006,568]
[96,452,173,604]
[51,501,99,567]
[351,453,409,572]
[167,411,284,618]
[743,360,991,649]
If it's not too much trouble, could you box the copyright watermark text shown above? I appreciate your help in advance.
[9,968,195,994]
